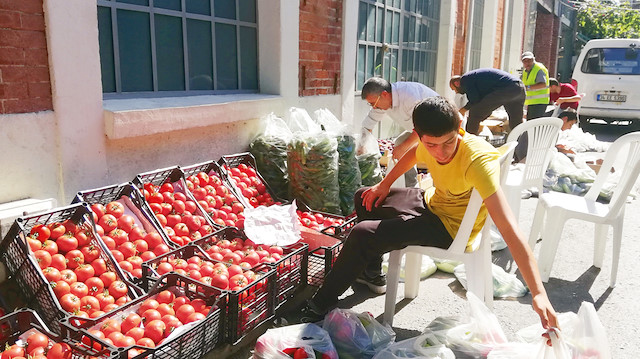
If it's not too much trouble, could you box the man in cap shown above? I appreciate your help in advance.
[521,51,550,120]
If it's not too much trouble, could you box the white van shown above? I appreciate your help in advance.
[572,38,640,124]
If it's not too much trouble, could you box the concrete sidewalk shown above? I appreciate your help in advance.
[223,121,640,358]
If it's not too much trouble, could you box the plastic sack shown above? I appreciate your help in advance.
[288,132,341,214]
[250,113,292,200]
[453,263,529,298]
[357,130,384,186]
[432,258,461,274]
[382,253,438,282]
[322,308,396,359]
[445,292,508,357]
[386,158,406,188]
[253,323,339,359]
[372,332,455,359]
[314,108,362,215]
[285,107,322,134]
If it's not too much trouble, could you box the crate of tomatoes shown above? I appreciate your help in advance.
[0,203,141,334]
[139,242,276,344]
[73,182,176,283]
[295,201,357,241]
[191,227,308,311]
[132,166,217,247]
[180,160,248,229]
[0,308,116,359]
[63,273,226,359]
[219,152,288,208]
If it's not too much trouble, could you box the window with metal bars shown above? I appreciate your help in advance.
[356,0,440,91]
[97,0,258,96]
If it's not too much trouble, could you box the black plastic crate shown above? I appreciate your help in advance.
[140,243,213,292]
[219,152,287,207]
[297,200,357,241]
[132,166,218,246]
[180,160,249,229]
[190,227,308,311]
[63,273,226,359]
[0,308,116,358]
[0,203,143,334]
[72,182,177,282]
[307,240,344,287]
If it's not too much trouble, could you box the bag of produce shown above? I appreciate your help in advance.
[253,323,339,359]
[249,113,292,200]
[288,126,341,215]
[322,308,396,359]
[372,332,455,359]
[314,108,362,216]
[357,130,384,186]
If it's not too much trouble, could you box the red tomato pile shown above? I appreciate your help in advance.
[296,210,345,234]
[89,201,171,278]
[184,171,246,229]
[141,182,215,246]
[152,252,264,291]
[225,164,275,208]
[198,236,284,268]
[26,221,132,318]
[1,330,73,359]
[84,290,213,357]
[282,347,332,359]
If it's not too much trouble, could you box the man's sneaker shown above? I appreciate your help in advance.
[355,272,387,294]
[299,300,326,323]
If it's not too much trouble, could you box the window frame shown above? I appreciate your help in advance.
[97,0,259,98]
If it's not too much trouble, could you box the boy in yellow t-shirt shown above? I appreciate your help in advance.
[302,97,558,338]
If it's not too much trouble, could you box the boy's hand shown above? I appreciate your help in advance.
[361,183,390,211]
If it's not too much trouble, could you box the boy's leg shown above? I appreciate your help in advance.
[310,207,453,311]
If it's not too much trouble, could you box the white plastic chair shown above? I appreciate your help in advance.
[383,142,517,326]
[504,117,563,222]
[529,132,640,287]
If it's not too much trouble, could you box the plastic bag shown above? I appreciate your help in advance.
[386,158,406,188]
[288,132,341,214]
[445,292,508,358]
[453,263,529,298]
[381,253,438,282]
[357,130,384,186]
[372,332,455,359]
[285,107,322,134]
[314,108,362,215]
[253,323,339,359]
[250,113,292,200]
[322,308,396,359]
[432,258,461,274]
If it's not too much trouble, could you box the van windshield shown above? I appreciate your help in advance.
[581,47,640,75]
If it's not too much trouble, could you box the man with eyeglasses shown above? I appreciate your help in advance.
[359,77,439,188]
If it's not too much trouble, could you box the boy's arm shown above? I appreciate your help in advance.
[483,188,559,330]
[361,147,418,211]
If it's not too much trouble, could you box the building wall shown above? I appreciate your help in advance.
[533,4,559,77]
[0,0,52,113]
[299,0,342,97]
[494,0,505,67]
[452,0,469,75]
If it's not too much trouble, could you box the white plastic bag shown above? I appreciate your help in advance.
[445,292,508,357]
[381,253,437,282]
[285,107,322,134]
[322,308,396,359]
[253,323,338,359]
[243,200,301,246]
[454,263,529,298]
[372,332,455,359]
[386,158,406,188]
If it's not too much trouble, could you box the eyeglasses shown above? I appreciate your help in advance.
[369,93,383,108]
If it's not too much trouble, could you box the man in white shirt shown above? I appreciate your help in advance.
[360,77,439,187]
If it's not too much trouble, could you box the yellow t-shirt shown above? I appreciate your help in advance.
[415,129,500,250]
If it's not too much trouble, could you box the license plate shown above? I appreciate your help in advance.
[597,94,626,102]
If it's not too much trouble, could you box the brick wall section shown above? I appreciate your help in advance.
[452,0,469,75]
[533,5,559,77]
[493,0,505,68]
[0,0,52,114]
[299,0,342,96]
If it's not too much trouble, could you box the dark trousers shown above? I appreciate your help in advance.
[311,187,453,310]
[466,82,526,135]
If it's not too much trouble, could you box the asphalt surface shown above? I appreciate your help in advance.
[210,119,640,359]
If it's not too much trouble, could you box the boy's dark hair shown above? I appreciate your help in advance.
[559,109,578,122]
[412,97,460,137]
[361,77,392,100]
[549,78,559,87]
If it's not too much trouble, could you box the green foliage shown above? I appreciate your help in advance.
[577,0,640,39]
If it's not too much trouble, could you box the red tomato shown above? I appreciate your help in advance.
[144,320,166,344]
[75,229,92,248]
[28,237,42,252]
[30,224,51,242]
[33,250,52,269]
[117,214,136,233]
[47,343,72,359]
[126,327,145,342]
[65,249,84,269]
[91,203,106,219]
[2,344,26,359]
[74,264,95,282]
[42,267,61,282]
[100,318,121,337]
[118,242,137,258]
[141,309,162,323]
[96,292,115,310]
[156,303,175,317]
[139,298,159,313]
[128,226,146,241]
[136,337,156,348]
[229,274,248,290]
[185,312,205,323]
[156,262,174,276]
[98,214,118,232]
[25,332,49,354]
[51,280,71,298]
[80,295,100,314]
[41,240,58,255]
[156,290,175,304]
[91,258,108,276]
[105,201,125,219]
[80,245,100,263]
[121,312,142,334]
[175,304,195,324]
[56,234,78,252]
[109,280,128,299]
[60,293,81,312]
[60,269,77,285]
[48,223,66,240]
[101,235,116,250]
[85,276,105,296]
[109,228,129,246]
[70,281,89,297]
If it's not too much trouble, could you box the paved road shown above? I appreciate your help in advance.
[218,120,640,358]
